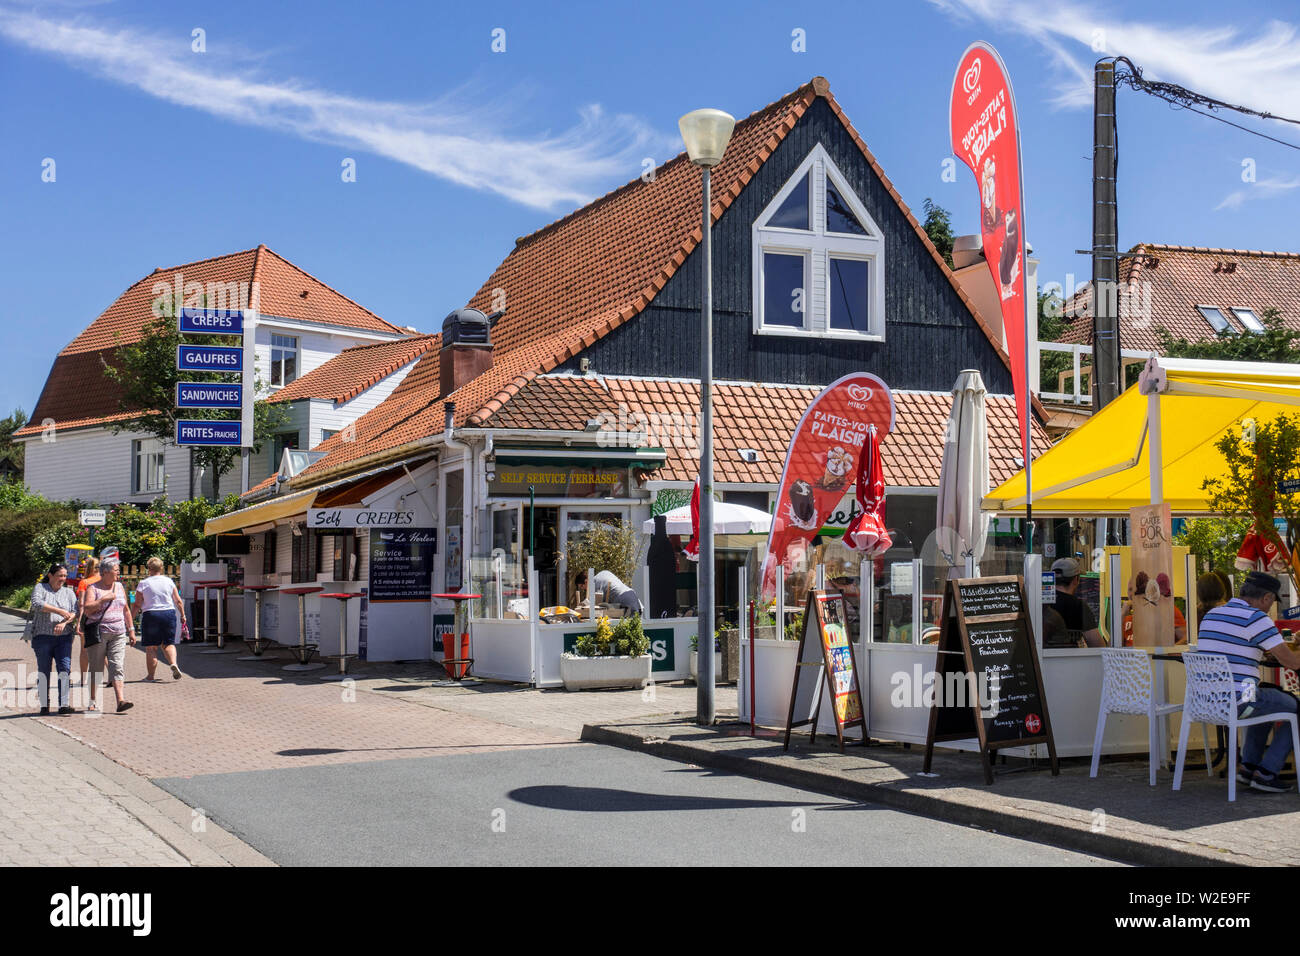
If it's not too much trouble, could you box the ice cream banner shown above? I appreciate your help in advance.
[759,372,894,599]
[949,42,1028,460]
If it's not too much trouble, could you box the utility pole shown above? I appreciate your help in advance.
[1092,58,1122,409]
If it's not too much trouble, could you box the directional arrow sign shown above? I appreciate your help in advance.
[176,383,243,409]
[176,420,243,446]
[179,307,244,335]
[177,344,242,372]
[78,509,107,527]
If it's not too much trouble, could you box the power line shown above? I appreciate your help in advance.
[1112,55,1300,152]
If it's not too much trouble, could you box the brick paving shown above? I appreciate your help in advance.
[0,717,186,867]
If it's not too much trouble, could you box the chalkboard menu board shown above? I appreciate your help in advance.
[924,575,1058,784]
[783,590,867,753]
[369,528,436,603]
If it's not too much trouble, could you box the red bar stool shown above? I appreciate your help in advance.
[192,580,218,643]
[197,581,236,654]
[433,592,481,684]
[319,592,363,681]
[237,585,280,661]
[279,587,325,671]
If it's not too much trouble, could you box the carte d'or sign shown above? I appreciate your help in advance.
[308,508,419,529]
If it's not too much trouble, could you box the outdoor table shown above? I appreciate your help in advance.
[279,587,326,672]
[237,585,279,661]
[433,593,481,682]
[318,592,362,681]
[196,582,236,654]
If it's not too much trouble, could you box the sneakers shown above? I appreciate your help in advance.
[57,706,76,715]
[86,700,99,713]
[171,664,183,680]
[38,706,50,716]
[1251,769,1293,793]
[1238,761,1258,785]
[116,701,134,714]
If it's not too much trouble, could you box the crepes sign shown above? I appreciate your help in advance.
[759,372,894,599]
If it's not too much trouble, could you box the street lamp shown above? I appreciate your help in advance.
[679,107,735,726]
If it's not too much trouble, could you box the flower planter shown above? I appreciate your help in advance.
[559,652,651,691]
[688,650,724,684]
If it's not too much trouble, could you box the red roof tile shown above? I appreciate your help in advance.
[17,246,406,437]
[295,77,1011,482]
[1054,244,1300,352]
[270,334,439,404]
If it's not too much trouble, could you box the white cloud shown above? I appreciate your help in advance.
[931,0,1300,120]
[1215,175,1300,211]
[0,7,671,210]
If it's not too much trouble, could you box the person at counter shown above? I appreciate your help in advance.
[580,570,644,616]
[1048,558,1105,648]
[1198,571,1300,793]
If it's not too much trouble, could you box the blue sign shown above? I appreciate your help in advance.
[1281,478,1300,495]
[179,308,244,335]
[177,344,242,372]
[1283,605,1300,621]
[176,420,242,446]
[176,383,242,408]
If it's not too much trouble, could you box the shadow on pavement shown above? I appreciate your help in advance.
[507,784,847,813]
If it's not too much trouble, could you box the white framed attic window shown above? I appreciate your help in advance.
[752,143,884,339]
[1232,308,1265,334]
[1196,305,1234,336]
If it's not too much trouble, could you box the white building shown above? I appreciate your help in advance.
[16,245,410,503]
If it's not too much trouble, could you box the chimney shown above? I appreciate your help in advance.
[440,308,494,396]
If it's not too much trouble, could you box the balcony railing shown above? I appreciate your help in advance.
[1036,341,1153,405]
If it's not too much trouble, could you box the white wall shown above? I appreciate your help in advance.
[21,428,195,505]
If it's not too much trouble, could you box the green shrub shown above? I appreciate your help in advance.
[25,518,87,578]
[4,583,33,610]
[612,615,649,657]
[573,616,616,657]
[168,493,240,563]
[0,505,79,585]
[0,480,51,514]
[98,504,176,565]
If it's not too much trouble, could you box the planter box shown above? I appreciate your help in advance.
[559,653,651,691]
[688,650,724,684]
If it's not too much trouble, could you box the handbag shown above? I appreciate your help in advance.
[82,584,113,647]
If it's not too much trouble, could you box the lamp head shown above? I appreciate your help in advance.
[678,108,736,167]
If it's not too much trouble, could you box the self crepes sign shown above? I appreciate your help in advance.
[308,508,418,529]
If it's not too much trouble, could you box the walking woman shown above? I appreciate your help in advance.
[136,557,186,680]
[80,558,135,713]
[74,555,102,700]
[29,564,79,715]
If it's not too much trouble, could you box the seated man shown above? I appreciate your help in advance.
[1198,571,1300,792]
[1050,558,1105,647]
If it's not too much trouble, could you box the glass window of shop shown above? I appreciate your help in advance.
[443,469,464,592]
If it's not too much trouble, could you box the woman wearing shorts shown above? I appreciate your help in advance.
[81,558,135,714]
[135,557,186,680]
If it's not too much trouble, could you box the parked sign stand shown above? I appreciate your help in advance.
[924,575,1059,784]
[783,589,867,753]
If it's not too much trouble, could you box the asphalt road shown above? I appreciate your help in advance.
[155,744,1123,866]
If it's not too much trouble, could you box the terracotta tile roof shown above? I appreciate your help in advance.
[17,246,406,437]
[1054,244,1300,352]
[269,334,439,404]
[295,76,1011,482]
[488,374,1049,489]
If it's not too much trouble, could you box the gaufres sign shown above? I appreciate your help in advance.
[759,372,894,599]
[949,42,1028,459]
[308,508,418,529]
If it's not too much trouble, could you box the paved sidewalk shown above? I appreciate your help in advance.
[0,716,271,866]
[582,718,1300,866]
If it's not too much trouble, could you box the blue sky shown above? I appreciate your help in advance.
[3,0,1299,417]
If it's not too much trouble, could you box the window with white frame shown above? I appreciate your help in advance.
[753,144,885,338]
[270,334,299,386]
[132,439,165,494]
[1231,307,1265,334]
[1196,305,1234,336]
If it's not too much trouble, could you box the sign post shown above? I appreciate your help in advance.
[174,309,256,478]
[924,575,1058,784]
[79,508,106,550]
[782,589,867,753]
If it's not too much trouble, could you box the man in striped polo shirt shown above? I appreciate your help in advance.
[1198,571,1300,792]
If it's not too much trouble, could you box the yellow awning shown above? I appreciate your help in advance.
[204,489,317,535]
[984,362,1300,516]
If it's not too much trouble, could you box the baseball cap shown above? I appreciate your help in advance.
[1245,570,1282,597]
[1051,557,1080,577]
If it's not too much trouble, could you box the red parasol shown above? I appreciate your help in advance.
[683,477,701,563]
[843,425,891,557]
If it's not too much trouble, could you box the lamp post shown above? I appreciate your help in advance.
[679,107,735,726]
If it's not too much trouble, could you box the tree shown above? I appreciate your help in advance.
[1157,307,1300,363]
[921,198,954,269]
[101,296,286,500]
[1037,289,1074,394]
[1202,413,1300,560]
[0,408,27,478]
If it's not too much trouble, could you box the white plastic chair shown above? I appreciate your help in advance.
[1091,648,1183,785]
[1173,652,1300,801]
